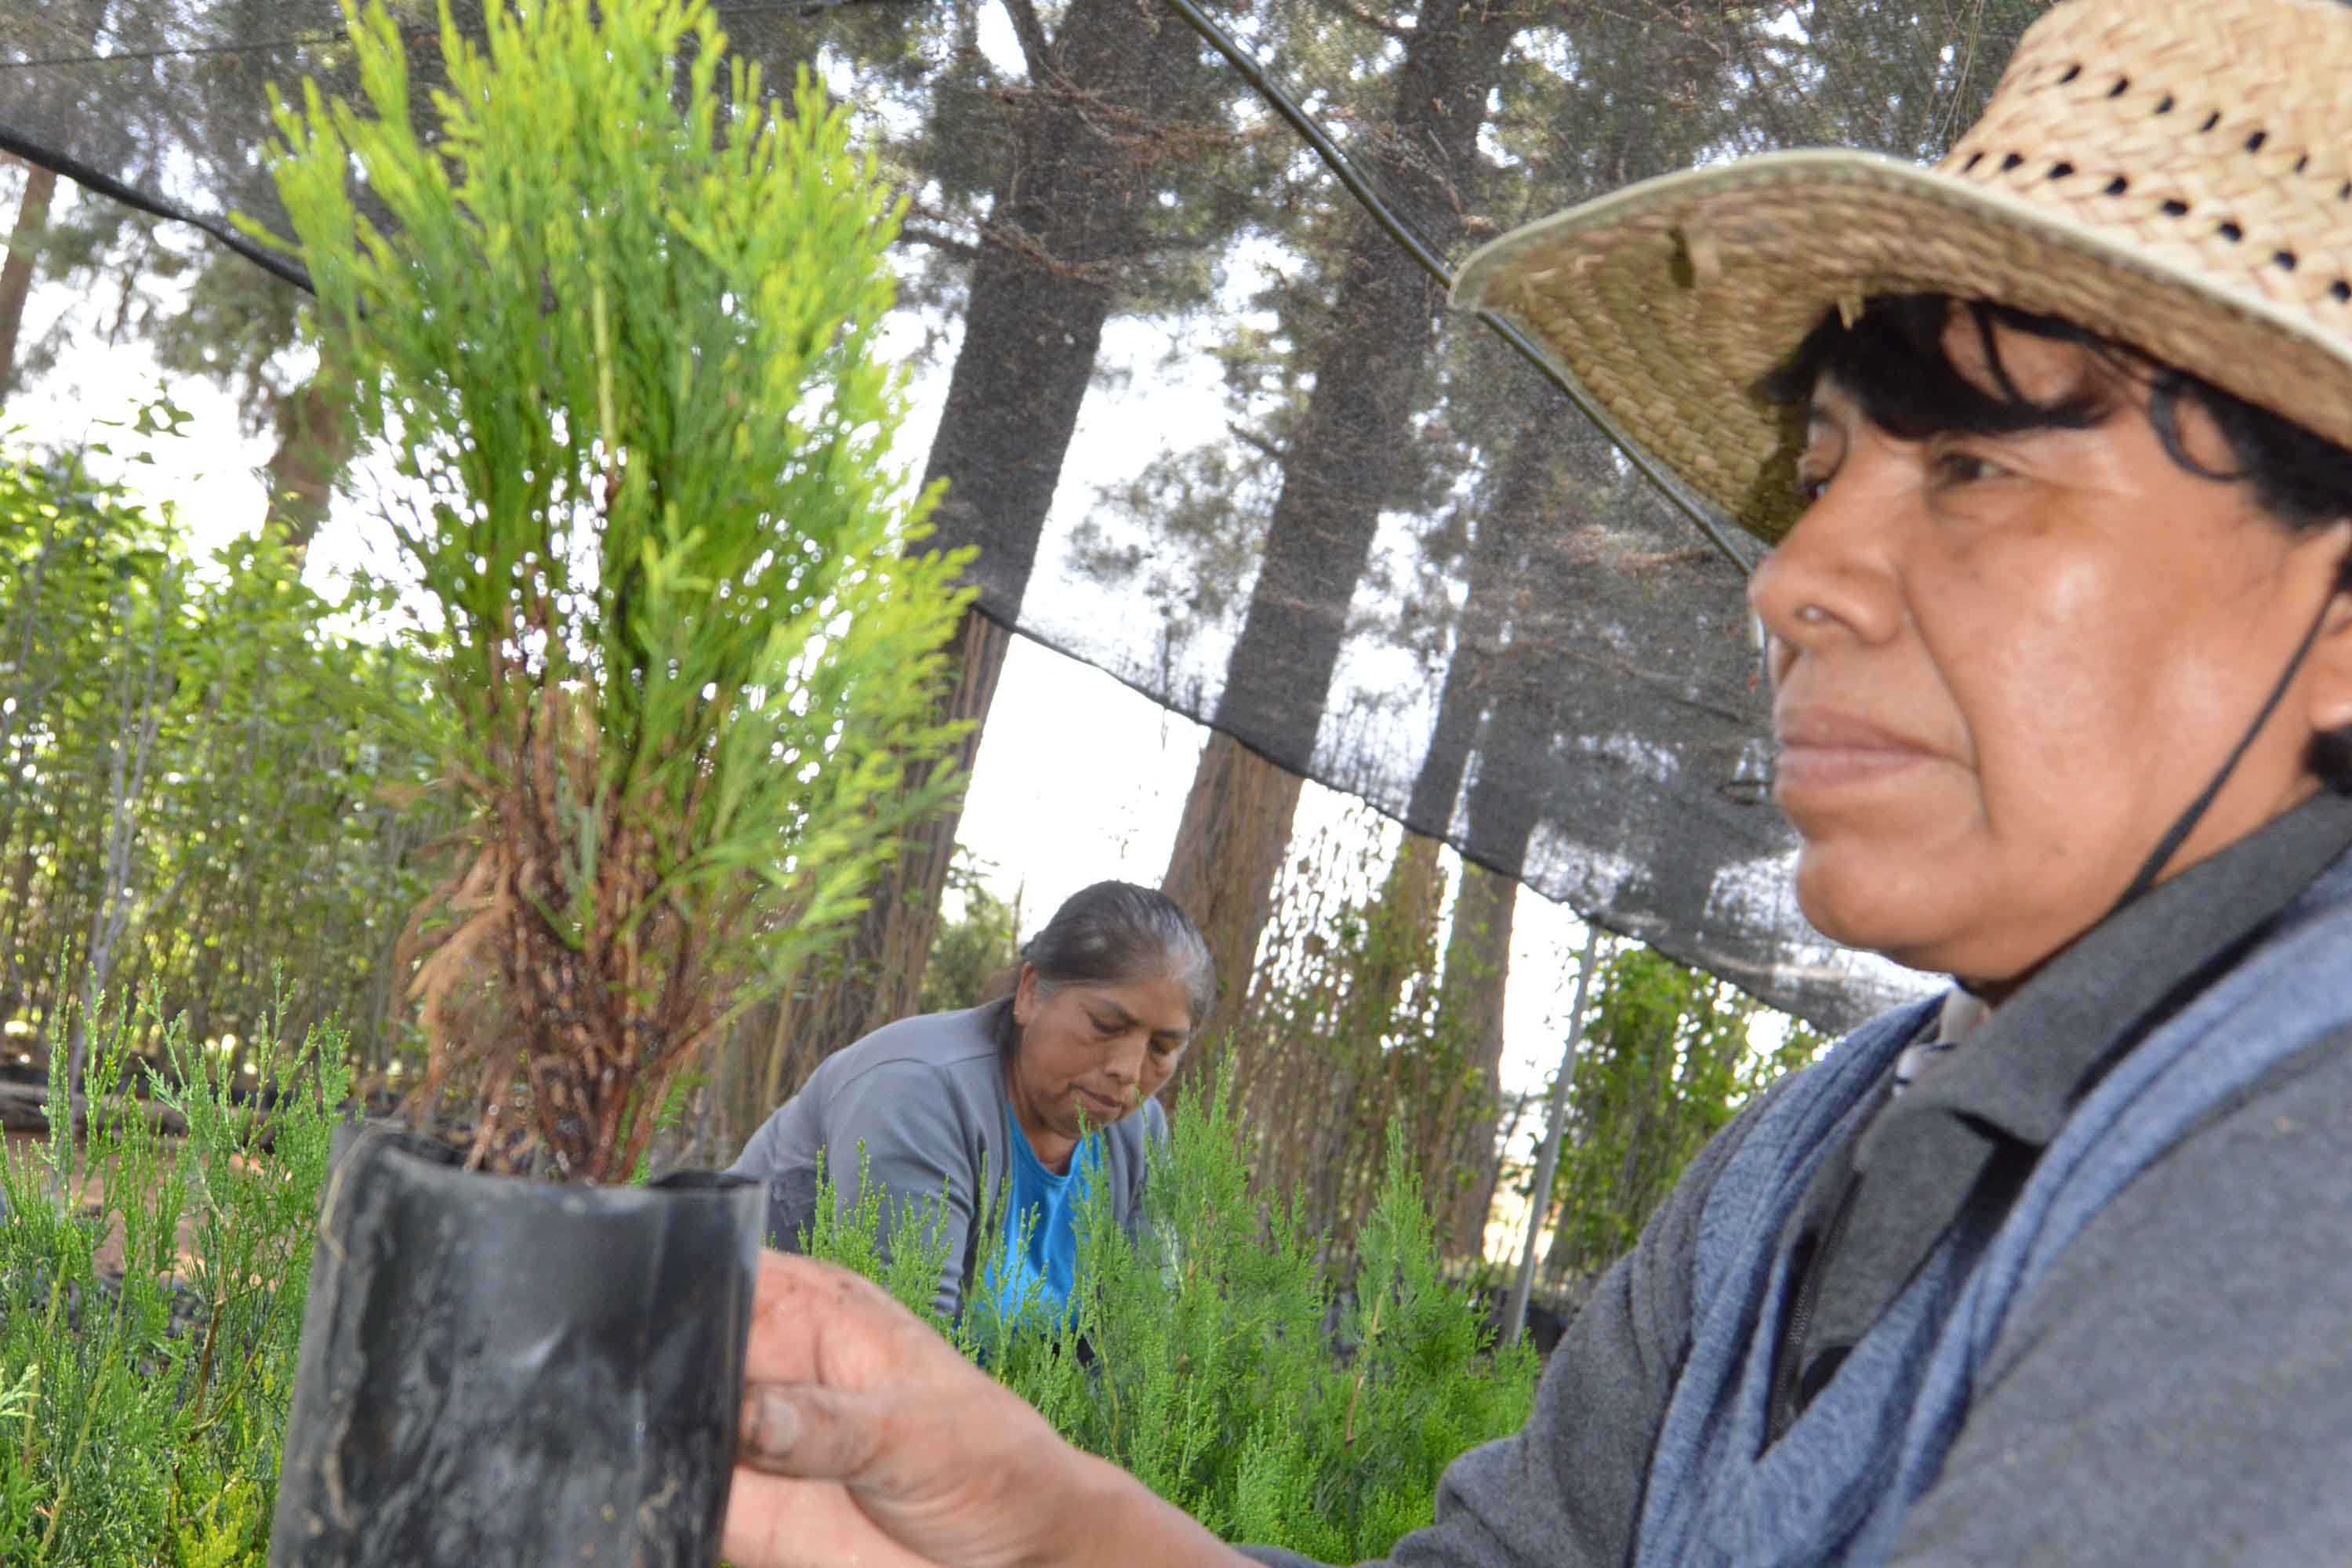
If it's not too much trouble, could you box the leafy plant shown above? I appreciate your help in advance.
[815,1082,1539,1561]
[916,851,1022,1016]
[1214,810,1494,1270]
[257,0,972,1179]
[0,989,345,1566]
[0,433,445,1094]
[1545,943,1825,1279]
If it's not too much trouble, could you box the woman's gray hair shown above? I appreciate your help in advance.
[989,881,1215,1044]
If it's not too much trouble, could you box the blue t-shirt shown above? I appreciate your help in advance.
[980,1123,1102,1330]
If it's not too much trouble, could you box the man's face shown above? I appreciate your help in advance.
[1749,310,2352,985]
[1008,967,1192,1146]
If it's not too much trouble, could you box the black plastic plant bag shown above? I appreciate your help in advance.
[270,1126,764,1566]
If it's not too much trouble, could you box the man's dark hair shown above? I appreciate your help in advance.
[1762,292,2352,788]
[986,880,1214,1054]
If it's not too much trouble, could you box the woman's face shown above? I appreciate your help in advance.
[1749,313,2352,985]
[1009,965,1192,1145]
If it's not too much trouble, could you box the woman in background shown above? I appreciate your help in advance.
[729,880,1212,1327]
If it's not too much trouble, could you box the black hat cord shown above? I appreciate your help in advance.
[2105,586,2341,917]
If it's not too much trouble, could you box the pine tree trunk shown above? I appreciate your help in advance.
[261,368,358,550]
[711,0,1212,1144]
[1439,860,1516,1257]
[1160,2,1516,1041]
[1370,833,1448,1004]
[1156,731,1305,1108]
[0,164,57,407]
[1415,402,1575,1255]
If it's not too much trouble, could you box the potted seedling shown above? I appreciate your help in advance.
[256,2,970,1561]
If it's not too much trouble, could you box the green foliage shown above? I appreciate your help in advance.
[257,0,972,1178]
[0,434,447,1080]
[0,990,346,1566]
[824,1084,1537,1560]
[916,852,1022,1016]
[1546,944,1824,1277]
[801,1143,959,1334]
[1218,815,1494,1267]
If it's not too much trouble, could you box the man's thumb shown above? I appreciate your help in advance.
[738,1384,880,1479]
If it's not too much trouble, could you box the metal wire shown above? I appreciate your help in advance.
[1160,0,1759,577]
[5,0,1763,575]
[0,120,310,291]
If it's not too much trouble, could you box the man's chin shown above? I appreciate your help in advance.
[1792,849,1955,972]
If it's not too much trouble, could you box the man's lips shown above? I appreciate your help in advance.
[1075,1087,1129,1120]
[1773,706,1938,791]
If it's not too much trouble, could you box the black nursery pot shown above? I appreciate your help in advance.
[269,1127,764,1566]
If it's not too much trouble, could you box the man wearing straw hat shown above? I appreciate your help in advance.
[714,0,2352,1562]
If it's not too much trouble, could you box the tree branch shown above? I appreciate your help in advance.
[999,0,1054,80]
[1228,423,1287,463]
[897,220,982,261]
[1309,0,1410,42]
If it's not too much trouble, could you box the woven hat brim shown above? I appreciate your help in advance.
[1453,149,2352,545]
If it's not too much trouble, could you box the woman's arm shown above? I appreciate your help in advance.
[812,1059,986,1319]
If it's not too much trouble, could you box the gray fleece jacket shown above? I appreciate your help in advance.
[1245,791,2352,1566]
[728,1004,1167,1321]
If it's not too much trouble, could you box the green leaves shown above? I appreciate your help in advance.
[820,1083,1537,1560]
[1547,945,1825,1277]
[261,0,971,1178]
[0,991,348,1566]
[0,445,441,1080]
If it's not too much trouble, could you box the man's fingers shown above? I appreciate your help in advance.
[739,1382,887,1481]
[742,1250,932,1384]
[720,1471,942,1568]
[739,1386,802,1470]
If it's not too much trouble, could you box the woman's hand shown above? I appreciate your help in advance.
[721,1250,1083,1568]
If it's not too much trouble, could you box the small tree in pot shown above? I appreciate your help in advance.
[256,2,970,1561]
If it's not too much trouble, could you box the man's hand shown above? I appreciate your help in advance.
[721,1252,1254,1568]
[721,1251,1115,1568]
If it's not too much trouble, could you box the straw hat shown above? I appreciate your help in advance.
[1453,0,2352,545]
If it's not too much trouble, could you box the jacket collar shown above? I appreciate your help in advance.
[1872,787,2352,1156]
[1798,789,2352,1367]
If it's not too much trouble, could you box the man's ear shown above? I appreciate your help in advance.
[1011,962,1036,1028]
[2304,541,2352,736]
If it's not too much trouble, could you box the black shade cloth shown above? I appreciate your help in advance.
[0,0,2050,1029]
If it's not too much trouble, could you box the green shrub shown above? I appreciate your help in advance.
[3,997,1528,1563]
[809,1084,1540,1560]
[258,0,972,1181]
[0,993,344,1566]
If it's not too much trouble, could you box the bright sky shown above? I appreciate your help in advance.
[3,175,1610,1144]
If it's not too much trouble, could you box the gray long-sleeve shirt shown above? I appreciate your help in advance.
[728,1004,1165,1321]
[1246,793,2352,1566]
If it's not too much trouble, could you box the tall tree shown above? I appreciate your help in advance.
[724,0,1244,1138]
[0,164,58,402]
[1417,399,1576,1253]
[1164,0,1520,1098]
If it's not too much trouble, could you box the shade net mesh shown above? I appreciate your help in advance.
[0,0,2056,1031]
